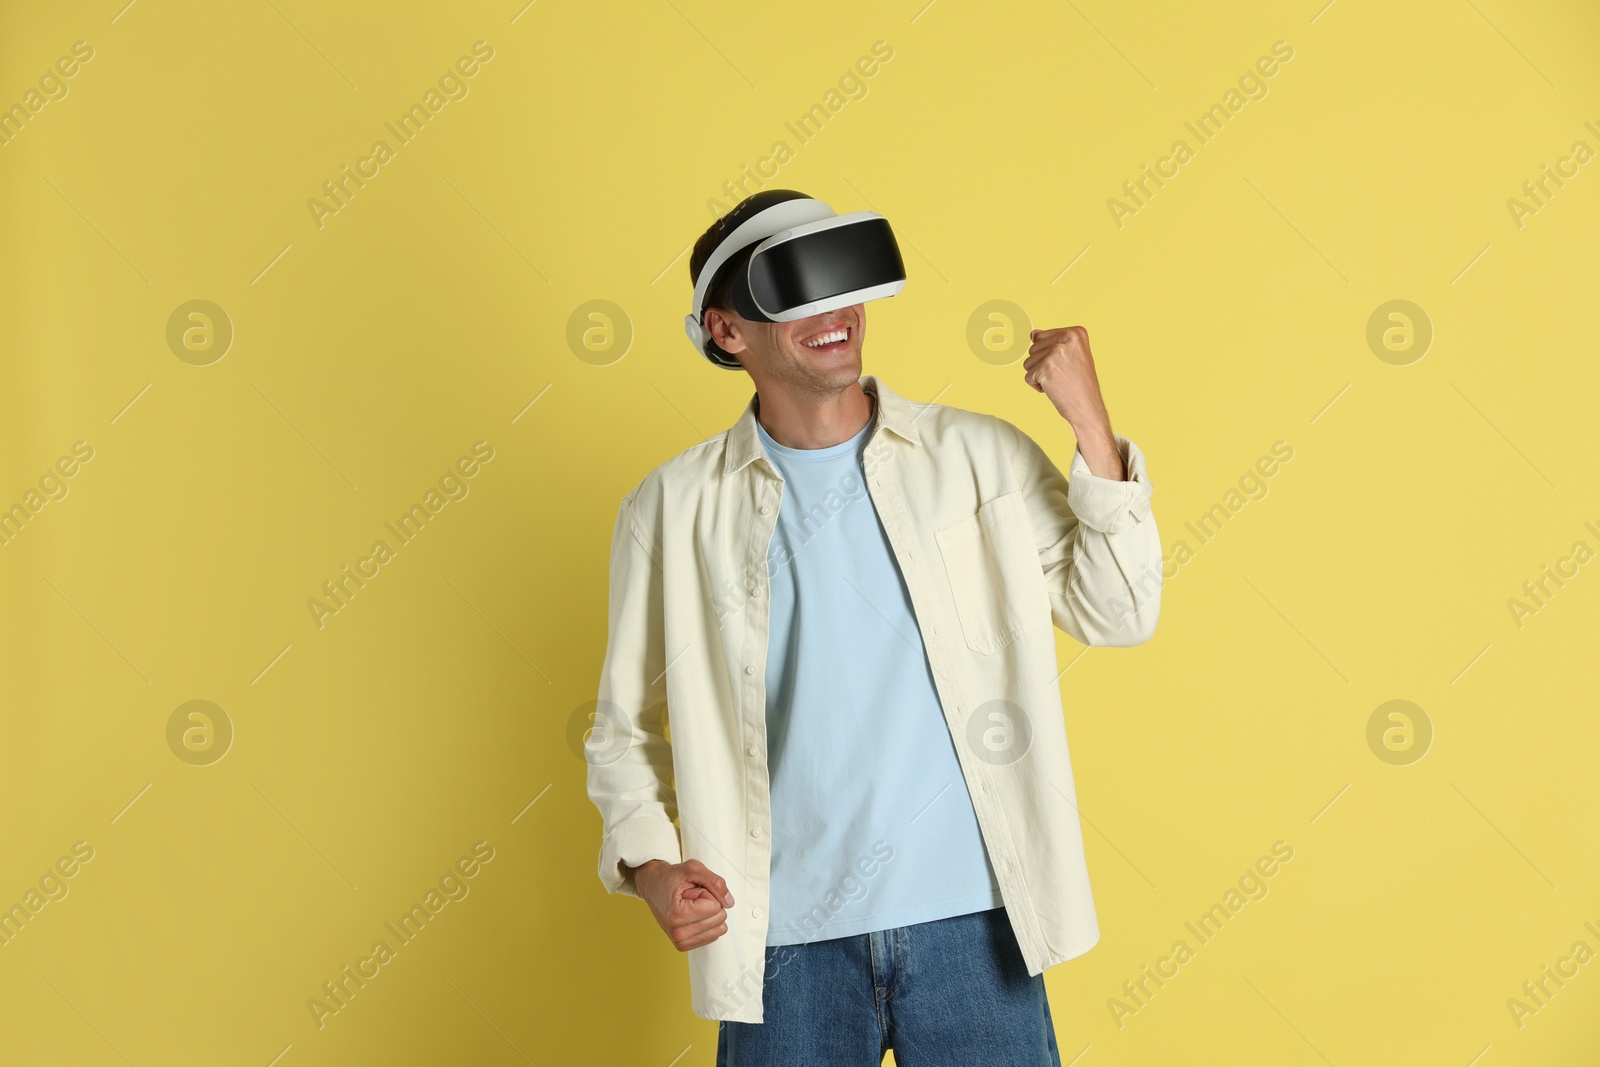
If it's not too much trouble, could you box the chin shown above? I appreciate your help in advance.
[823,349,863,378]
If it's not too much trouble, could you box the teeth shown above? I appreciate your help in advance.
[803,328,848,348]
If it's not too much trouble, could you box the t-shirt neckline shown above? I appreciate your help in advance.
[756,397,876,462]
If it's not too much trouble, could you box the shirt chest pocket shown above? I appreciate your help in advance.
[934,489,1046,655]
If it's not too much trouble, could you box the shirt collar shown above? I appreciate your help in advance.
[723,373,922,476]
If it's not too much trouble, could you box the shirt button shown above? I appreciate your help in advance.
[750,828,763,839]
[747,745,759,757]
[761,505,771,515]
[752,908,763,919]
[745,665,756,675]
[750,587,762,598]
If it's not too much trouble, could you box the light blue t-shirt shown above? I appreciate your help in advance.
[757,403,1004,947]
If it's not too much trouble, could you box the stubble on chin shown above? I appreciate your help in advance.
[784,348,862,401]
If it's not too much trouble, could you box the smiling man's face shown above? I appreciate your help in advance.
[705,302,867,398]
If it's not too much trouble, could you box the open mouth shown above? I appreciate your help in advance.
[798,323,852,355]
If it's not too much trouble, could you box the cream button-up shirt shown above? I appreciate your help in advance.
[586,373,1162,1023]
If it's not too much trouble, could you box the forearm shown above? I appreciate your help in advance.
[1071,415,1125,481]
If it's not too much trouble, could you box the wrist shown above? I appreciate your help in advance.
[625,858,668,882]
[1063,408,1112,441]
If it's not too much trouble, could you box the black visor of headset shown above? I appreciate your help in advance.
[685,200,907,367]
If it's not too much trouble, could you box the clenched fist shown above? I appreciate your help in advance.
[1023,325,1125,482]
[627,858,735,951]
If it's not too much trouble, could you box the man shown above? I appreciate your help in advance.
[586,189,1162,1065]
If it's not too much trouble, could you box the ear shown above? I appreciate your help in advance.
[705,307,748,354]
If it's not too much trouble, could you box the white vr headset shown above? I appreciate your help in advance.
[684,196,907,369]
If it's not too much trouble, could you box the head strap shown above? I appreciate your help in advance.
[684,198,836,363]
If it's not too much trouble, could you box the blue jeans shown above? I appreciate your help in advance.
[716,906,1062,1066]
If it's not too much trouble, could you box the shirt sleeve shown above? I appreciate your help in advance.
[1005,422,1163,647]
[588,488,684,899]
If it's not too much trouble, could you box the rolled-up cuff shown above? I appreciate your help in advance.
[1067,434,1154,534]
[598,817,683,898]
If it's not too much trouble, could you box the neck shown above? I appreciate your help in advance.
[756,378,875,449]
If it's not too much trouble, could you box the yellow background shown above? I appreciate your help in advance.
[2,0,1596,1064]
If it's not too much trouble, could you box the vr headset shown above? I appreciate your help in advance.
[685,196,907,369]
